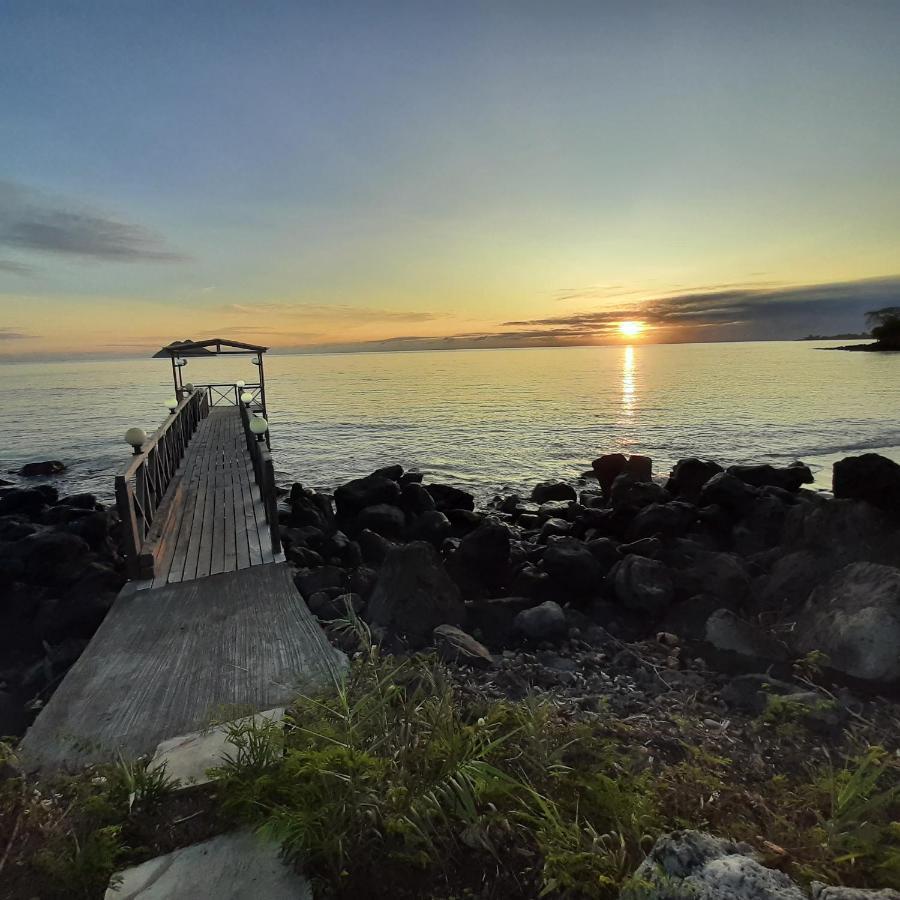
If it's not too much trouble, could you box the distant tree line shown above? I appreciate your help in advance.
[866,307,900,348]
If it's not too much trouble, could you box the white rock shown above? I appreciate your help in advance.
[148,707,284,787]
[106,830,310,899]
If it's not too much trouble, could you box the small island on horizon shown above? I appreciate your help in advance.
[821,307,900,352]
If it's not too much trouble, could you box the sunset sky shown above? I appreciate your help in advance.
[1,1,899,358]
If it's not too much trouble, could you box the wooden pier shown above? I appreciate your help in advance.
[21,339,345,771]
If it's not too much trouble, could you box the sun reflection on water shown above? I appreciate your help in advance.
[621,345,636,416]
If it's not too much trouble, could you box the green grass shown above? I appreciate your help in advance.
[2,648,899,899]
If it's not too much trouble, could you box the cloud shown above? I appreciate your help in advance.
[505,276,900,339]
[223,302,445,323]
[0,181,186,263]
[0,327,35,340]
[0,259,33,275]
[288,275,900,354]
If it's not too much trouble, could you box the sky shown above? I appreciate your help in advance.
[1,1,899,359]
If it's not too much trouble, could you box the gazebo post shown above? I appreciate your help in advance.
[170,355,180,398]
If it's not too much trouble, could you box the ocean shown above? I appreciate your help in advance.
[2,341,898,502]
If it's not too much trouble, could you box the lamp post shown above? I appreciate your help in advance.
[164,397,178,414]
[249,415,268,442]
[125,427,146,455]
[240,391,253,406]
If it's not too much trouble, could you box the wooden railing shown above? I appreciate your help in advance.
[239,402,281,556]
[115,389,210,578]
[195,382,264,413]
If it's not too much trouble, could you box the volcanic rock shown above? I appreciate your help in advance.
[793,561,900,684]
[513,600,567,642]
[833,453,900,515]
[365,542,465,648]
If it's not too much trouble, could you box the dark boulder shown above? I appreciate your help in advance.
[0,516,38,541]
[365,542,465,648]
[665,458,724,504]
[60,493,98,510]
[698,472,757,512]
[748,550,829,615]
[704,608,789,668]
[609,475,670,511]
[433,624,493,668]
[66,509,116,552]
[0,487,52,517]
[508,564,551,599]
[425,483,475,513]
[446,508,483,536]
[334,475,401,519]
[537,500,576,521]
[584,537,621,571]
[372,464,403,482]
[356,503,406,538]
[449,519,510,596]
[732,494,788,555]
[541,536,606,594]
[662,593,731,641]
[513,600,567,642]
[456,519,509,570]
[591,453,627,495]
[287,545,325,568]
[467,596,537,645]
[617,536,663,559]
[727,463,813,493]
[399,471,424,485]
[16,531,91,586]
[674,551,750,607]
[410,510,452,546]
[294,565,347,597]
[833,453,900,515]
[539,517,571,541]
[400,482,436,516]
[793,561,900,684]
[307,591,363,620]
[783,497,900,567]
[531,481,577,504]
[357,528,394,566]
[35,562,124,640]
[626,501,696,541]
[591,453,653,495]
[613,555,674,615]
[349,565,378,599]
[289,484,335,530]
[624,454,653,482]
[18,460,66,477]
[320,531,361,567]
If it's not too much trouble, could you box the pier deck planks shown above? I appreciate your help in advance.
[144,407,277,589]
[20,563,346,770]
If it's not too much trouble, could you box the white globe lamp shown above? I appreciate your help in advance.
[125,427,146,455]
[249,415,268,441]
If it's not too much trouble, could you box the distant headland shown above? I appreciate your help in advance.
[818,307,900,351]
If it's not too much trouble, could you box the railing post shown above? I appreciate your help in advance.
[115,476,142,578]
[263,453,280,554]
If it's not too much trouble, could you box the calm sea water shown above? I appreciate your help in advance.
[2,342,898,502]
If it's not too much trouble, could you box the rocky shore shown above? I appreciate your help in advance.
[282,451,900,693]
[0,482,125,735]
[2,450,900,898]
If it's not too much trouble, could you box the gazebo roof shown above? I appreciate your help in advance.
[152,338,269,358]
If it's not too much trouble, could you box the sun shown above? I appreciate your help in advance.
[618,320,644,337]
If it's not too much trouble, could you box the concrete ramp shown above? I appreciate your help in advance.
[21,562,346,771]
